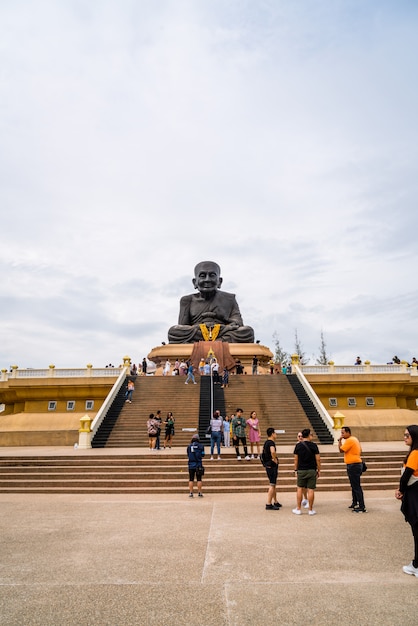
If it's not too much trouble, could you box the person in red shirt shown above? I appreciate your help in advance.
[395,424,418,577]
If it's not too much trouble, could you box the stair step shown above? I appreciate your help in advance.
[0,449,403,494]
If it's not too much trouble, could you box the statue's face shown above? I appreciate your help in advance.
[193,262,222,295]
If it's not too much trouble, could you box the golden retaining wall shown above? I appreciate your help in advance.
[1,354,418,446]
[147,342,273,375]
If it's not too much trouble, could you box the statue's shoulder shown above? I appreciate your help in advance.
[216,290,237,303]
[179,293,195,305]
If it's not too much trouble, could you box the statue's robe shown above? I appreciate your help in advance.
[168,290,254,344]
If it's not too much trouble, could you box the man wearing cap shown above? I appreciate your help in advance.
[187,434,205,498]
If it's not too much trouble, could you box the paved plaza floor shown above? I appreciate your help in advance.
[0,485,417,626]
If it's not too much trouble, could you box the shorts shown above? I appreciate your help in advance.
[189,468,204,482]
[297,469,317,490]
[265,464,278,486]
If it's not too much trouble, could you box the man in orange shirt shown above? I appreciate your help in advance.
[338,426,367,513]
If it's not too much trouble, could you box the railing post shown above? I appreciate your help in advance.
[1,369,8,382]
[78,414,92,449]
[291,354,300,368]
[332,411,345,443]
[11,365,18,379]
[86,364,93,377]
[48,364,56,378]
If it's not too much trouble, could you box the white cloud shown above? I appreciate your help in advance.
[1,0,417,367]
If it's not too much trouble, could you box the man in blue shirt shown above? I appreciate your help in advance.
[187,434,205,497]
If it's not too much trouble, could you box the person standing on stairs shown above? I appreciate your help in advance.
[125,379,134,403]
[210,410,223,460]
[164,412,175,448]
[185,361,197,385]
[222,415,231,448]
[147,414,159,451]
[247,411,261,459]
[232,409,250,461]
[154,410,162,450]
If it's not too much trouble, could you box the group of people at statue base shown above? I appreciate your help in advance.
[187,421,418,579]
[130,358,149,376]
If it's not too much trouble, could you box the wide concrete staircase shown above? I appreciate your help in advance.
[102,376,201,448]
[223,375,320,443]
[0,450,404,494]
[95,374,330,448]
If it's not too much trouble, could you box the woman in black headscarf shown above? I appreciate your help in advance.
[395,424,418,577]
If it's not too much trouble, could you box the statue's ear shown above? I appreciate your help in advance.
[192,277,197,289]
[218,277,223,288]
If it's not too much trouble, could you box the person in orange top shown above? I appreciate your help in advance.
[338,426,367,513]
[395,424,418,577]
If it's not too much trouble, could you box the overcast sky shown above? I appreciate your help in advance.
[1,0,417,369]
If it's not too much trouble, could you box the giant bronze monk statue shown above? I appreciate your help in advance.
[168,261,255,344]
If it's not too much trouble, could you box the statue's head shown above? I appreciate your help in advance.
[193,261,223,295]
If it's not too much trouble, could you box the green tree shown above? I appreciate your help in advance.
[272,332,289,366]
[294,329,309,365]
[316,330,329,365]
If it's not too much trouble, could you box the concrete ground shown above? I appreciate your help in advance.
[0,440,417,626]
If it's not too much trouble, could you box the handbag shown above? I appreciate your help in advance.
[362,461,367,473]
[206,425,212,435]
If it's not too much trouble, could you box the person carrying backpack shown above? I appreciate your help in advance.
[147,413,160,450]
[187,434,205,497]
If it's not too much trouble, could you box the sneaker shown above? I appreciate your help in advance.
[402,562,418,577]
[266,504,279,510]
[352,507,367,513]
[185,382,188,385]
[198,493,204,498]
[237,456,242,461]
[292,508,302,515]
[302,499,309,508]
[189,493,193,498]
[210,456,214,460]
[245,455,251,461]
[217,456,221,460]
[251,455,255,459]
[348,503,357,509]
[193,382,197,384]
[308,510,317,516]
[273,502,282,509]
